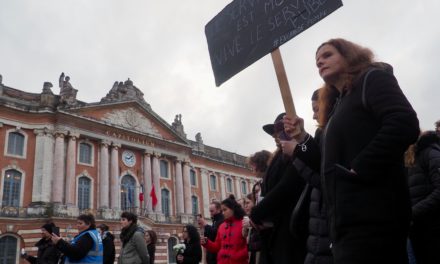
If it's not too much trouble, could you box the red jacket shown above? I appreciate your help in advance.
[203,217,248,264]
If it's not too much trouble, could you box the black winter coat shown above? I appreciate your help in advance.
[25,238,60,264]
[204,213,224,264]
[293,128,332,264]
[176,241,202,264]
[251,150,306,264]
[296,68,419,264]
[408,132,440,226]
[102,232,116,264]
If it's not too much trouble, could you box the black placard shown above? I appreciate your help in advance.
[205,0,343,86]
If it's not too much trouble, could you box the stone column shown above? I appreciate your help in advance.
[175,160,184,214]
[65,133,78,206]
[182,162,192,214]
[152,153,162,213]
[235,176,241,199]
[143,152,153,212]
[99,140,110,209]
[200,169,210,217]
[110,143,120,209]
[52,132,66,203]
[220,173,227,200]
[32,129,54,203]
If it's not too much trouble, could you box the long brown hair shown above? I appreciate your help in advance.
[316,38,375,127]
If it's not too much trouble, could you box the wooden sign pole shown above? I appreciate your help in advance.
[271,48,296,118]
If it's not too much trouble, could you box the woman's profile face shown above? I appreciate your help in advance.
[221,204,234,219]
[316,44,347,86]
[145,232,151,243]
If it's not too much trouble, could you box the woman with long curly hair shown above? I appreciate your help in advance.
[282,38,419,263]
[176,225,202,264]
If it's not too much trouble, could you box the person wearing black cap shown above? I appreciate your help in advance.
[250,113,307,264]
[21,222,61,264]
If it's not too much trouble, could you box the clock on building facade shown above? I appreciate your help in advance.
[122,150,136,167]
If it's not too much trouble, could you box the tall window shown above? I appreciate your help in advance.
[160,160,169,178]
[2,170,22,207]
[167,237,178,264]
[210,174,217,191]
[226,178,233,193]
[7,132,24,156]
[190,169,197,186]
[78,176,91,210]
[79,143,92,164]
[241,181,247,195]
[191,195,199,215]
[161,189,170,216]
[121,175,136,210]
[0,236,17,264]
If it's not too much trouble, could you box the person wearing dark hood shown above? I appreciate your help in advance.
[118,212,149,264]
[98,224,115,264]
[283,38,419,263]
[21,222,61,264]
[406,131,440,263]
[249,113,307,264]
[51,214,103,264]
[198,201,224,264]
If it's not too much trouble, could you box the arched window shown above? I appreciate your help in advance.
[7,132,25,156]
[190,169,197,186]
[161,188,170,216]
[209,174,217,191]
[78,142,92,164]
[78,176,91,210]
[167,237,178,264]
[191,195,199,215]
[121,175,136,211]
[241,181,247,195]
[226,178,233,193]
[0,235,18,264]
[160,160,169,178]
[2,169,22,207]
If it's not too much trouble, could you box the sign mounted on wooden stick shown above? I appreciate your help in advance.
[205,0,343,87]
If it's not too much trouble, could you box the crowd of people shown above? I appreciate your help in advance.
[21,212,157,264]
[21,38,440,264]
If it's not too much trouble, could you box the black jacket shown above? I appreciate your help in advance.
[204,213,224,264]
[408,132,440,227]
[25,238,60,264]
[293,129,332,264]
[176,241,202,264]
[102,231,116,264]
[296,68,419,263]
[251,150,306,264]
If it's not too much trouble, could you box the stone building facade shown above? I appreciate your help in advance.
[0,74,257,263]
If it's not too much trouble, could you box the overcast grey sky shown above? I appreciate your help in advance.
[1,0,439,156]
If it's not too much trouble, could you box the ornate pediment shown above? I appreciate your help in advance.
[101,107,161,137]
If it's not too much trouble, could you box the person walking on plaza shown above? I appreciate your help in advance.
[119,212,150,264]
[198,201,224,264]
[145,230,157,264]
[22,222,61,264]
[202,195,248,264]
[176,225,202,264]
[407,131,440,264]
[98,223,115,264]
[51,214,103,264]
[283,38,419,263]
